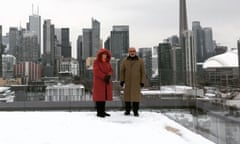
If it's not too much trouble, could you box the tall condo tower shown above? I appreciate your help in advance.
[91,18,100,57]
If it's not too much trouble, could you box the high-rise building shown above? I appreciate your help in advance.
[77,35,83,62]
[43,19,55,76]
[192,21,204,62]
[158,43,173,85]
[2,54,16,79]
[81,19,100,59]
[203,27,214,58]
[9,27,18,56]
[104,37,110,50]
[54,28,62,59]
[151,46,159,86]
[21,32,39,62]
[29,14,41,55]
[2,34,9,50]
[110,25,129,59]
[77,35,84,77]
[61,28,71,58]
[172,46,184,85]
[157,42,184,86]
[192,21,214,62]
[91,18,100,56]
[138,48,152,85]
[182,31,196,86]
[82,28,92,59]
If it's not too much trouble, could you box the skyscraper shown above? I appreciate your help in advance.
[61,28,71,58]
[77,35,83,62]
[192,21,214,62]
[77,35,84,77]
[82,28,92,59]
[182,31,196,86]
[203,27,214,59]
[91,18,100,56]
[29,14,41,55]
[43,19,55,76]
[192,21,204,62]
[54,28,62,59]
[9,27,18,56]
[158,43,173,85]
[138,48,152,85]
[21,32,39,62]
[110,25,129,59]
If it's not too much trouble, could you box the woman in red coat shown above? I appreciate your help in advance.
[93,48,113,117]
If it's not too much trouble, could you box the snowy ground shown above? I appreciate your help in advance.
[0,111,215,144]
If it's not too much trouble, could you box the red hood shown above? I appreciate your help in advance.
[96,48,112,62]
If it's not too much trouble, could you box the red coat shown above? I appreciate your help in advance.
[93,48,113,101]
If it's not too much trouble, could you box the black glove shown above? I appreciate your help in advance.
[140,83,144,88]
[104,75,111,83]
[120,81,125,87]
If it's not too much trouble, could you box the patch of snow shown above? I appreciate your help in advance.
[0,111,215,144]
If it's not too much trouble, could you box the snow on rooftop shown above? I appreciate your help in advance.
[203,50,238,68]
[0,87,10,93]
[0,111,214,144]
[141,85,193,95]
[47,83,85,89]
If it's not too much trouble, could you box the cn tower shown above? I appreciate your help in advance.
[179,0,188,39]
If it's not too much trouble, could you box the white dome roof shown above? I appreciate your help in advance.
[203,50,238,68]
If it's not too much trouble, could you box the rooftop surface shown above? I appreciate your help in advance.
[0,111,214,144]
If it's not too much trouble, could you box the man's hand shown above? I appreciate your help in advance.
[120,81,125,87]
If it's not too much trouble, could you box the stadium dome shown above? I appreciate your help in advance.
[203,50,238,68]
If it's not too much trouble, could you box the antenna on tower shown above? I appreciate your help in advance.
[37,5,39,15]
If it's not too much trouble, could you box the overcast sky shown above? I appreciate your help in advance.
[1,0,240,57]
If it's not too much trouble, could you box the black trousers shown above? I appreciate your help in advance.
[95,101,105,115]
[125,102,139,114]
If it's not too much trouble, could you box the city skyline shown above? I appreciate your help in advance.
[1,0,240,57]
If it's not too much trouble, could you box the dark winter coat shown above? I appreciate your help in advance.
[120,56,146,102]
[93,48,113,102]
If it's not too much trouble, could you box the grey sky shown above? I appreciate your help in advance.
[1,0,240,57]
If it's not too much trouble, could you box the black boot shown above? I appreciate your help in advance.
[96,102,105,118]
[124,102,131,115]
[133,102,139,116]
[102,102,110,116]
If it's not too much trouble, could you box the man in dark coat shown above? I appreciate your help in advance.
[120,47,146,116]
[93,48,113,117]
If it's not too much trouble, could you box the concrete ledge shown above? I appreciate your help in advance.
[0,99,196,111]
